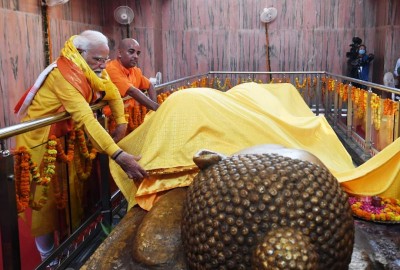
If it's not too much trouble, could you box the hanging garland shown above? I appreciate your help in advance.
[56,130,75,163]
[295,77,307,89]
[357,90,366,119]
[383,99,399,116]
[74,129,98,181]
[216,77,232,91]
[31,136,57,186]
[14,147,31,213]
[371,94,381,130]
[13,129,99,212]
[326,78,336,92]
[141,104,148,123]
[200,77,208,87]
[13,136,57,213]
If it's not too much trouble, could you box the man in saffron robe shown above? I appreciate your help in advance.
[14,30,148,265]
[106,38,159,132]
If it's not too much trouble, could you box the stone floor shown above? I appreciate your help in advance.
[350,218,400,270]
[81,206,400,270]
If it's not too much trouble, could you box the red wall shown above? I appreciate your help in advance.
[1,0,399,130]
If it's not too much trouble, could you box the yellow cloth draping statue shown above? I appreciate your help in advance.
[109,82,400,211]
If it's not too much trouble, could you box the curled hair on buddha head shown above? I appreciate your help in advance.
[73,30,109,51]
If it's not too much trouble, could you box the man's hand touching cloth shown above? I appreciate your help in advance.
[113,150,148,185]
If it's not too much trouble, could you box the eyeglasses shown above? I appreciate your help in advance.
[92,56,110,64]
[79,50,109,64]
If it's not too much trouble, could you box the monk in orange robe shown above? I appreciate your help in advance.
[106,38,159,133]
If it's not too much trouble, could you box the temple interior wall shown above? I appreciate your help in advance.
[1,0,399,129]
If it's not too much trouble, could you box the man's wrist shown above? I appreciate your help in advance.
[112,150,123,160]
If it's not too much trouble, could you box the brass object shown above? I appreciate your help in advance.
[182,147,354,269]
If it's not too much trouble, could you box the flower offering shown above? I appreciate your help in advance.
[349,196,400,223]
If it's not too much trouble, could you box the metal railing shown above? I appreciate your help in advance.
[0,71,399,269]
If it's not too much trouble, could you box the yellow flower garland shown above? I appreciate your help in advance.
[295,77,307,89]
[14,129,101,211]
[383,99,399,116]
[74,129,98,181]
[12,136,58,212]
[371,94,381,130]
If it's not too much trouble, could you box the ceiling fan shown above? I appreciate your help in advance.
[114,6,135,25]
[260,7,278,79]
[260,7,278,23]
[114,5,135,38]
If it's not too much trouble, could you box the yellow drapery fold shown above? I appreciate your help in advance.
[109,82,399,210]
[338,137,400,198]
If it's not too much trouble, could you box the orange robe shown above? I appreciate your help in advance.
[105,59,151,132]
[106,59,150,97]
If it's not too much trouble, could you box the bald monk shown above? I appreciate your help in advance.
[106,38,159,116]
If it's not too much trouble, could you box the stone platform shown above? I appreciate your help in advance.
[81,206,400,270]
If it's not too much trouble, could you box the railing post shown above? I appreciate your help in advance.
[0,148,21,270]
[315,76,321,115]
[347,83,353,138]
[363,87,373,159]
[395,101,400,140]
[333,81,339,127]
[96,110,113,227]
[98,153,112,227]
[324,78,331,117]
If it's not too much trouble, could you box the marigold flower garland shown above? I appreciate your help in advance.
[216,77,232,91]
[56,130,75,163]
[200,77,208,87]
[74,129,98,181]
[338,83,349,101]
[14,147,31,213]
[269,77,291,84]
[349,196,400,222]
[14,129,100,212]
[370,94,381,130]
[13,136,58,212]
[29,136,58,210]
[157,92,171,104]
[295,77,307,89]
[141,104,147,123]
[383,98,399,116]
[352,88,366,119]
[327,78,336,92]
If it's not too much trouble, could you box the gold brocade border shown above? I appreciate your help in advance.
[147,165,199,176]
